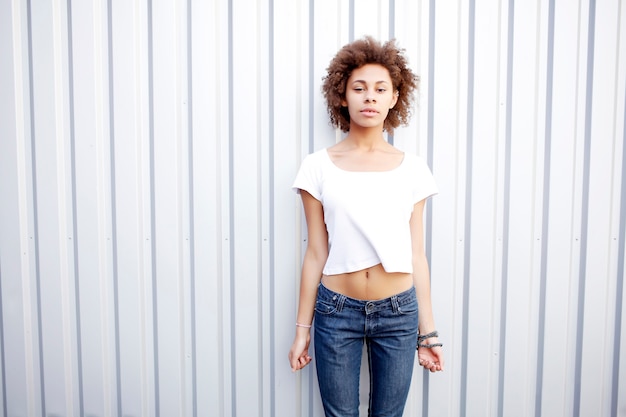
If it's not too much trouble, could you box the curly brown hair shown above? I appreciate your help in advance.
[321,36,419,133]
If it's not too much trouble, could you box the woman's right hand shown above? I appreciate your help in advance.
[288,331,312,372]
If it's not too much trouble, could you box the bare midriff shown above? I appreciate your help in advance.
[321,263,414,300]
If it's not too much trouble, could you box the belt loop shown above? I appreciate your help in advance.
[335,294,346,312]
[391,295,399,313]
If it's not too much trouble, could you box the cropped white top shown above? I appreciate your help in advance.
[292,148,438,275]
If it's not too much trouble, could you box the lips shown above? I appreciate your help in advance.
[360,107,378,115]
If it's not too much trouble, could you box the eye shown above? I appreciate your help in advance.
[377,88,387,93]
[354,87,364,92]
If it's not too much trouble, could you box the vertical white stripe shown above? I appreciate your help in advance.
[11,2,35,415]
[50,1,78,414]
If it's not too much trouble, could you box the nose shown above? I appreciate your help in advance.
[365,93,376,102]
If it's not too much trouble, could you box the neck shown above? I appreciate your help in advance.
[344,125,386,150]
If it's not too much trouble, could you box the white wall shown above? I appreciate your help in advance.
[0,0,625,416]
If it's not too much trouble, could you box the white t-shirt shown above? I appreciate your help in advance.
[292,148,438,275]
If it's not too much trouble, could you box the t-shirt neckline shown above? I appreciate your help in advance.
[324,148,406,173]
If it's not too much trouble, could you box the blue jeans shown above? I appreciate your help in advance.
[314,283,419,417]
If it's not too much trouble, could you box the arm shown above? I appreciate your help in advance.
[410,199,444,372]
[289,190,328,372]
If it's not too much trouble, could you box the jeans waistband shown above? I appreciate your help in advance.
[317,282,416,314]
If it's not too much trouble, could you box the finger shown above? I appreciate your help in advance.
[291,355,303,372]
[298,356,311,369]
[425,360,437,372]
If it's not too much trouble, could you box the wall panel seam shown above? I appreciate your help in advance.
[64,0,86,415]
[535,1,556,416]
[104,0,123,414]
[146,1,161,415]
[573,0,596,414]
[496,0,515,416]
[25,0,47,414]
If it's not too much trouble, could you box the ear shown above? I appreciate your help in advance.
[390,90,399,109]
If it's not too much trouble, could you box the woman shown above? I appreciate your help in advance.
[288,36,444,417]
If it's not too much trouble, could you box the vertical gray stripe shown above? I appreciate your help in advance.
[611,69,626,417]
[268,0,276,415]
[65,1,85,415]
[25,0,46,414]
[308,0,314,154]
[387,0,394,148]
[307,2,316,414]
[388,0,395,39]
[426,0,435,157]
[105,0,122,412]
[185,0,197,416]
[349,0,354,42]
[104,0,123,413]
[459,1,476,416]
[422,2,436,416]
[535,1,555,415]
[424,36,435,242]
[215,6,225,414]
[227,0,237,415]
[146,0,160,415]
[387,0,395,146]
[573,1,596,415]
[497,1,515,416]
[0,257,7,416]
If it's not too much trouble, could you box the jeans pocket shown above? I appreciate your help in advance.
[397,298,418,316]
[315,299,339,315]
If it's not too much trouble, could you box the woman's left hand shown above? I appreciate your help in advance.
[418,344,444,372]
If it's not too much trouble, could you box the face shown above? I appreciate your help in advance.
[342,64,398,130]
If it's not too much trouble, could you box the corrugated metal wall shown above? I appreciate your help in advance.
[0,0,625,416]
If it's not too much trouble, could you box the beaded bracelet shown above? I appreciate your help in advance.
[417,330,443,349]
[296,322,312,328]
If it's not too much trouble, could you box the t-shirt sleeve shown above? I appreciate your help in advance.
[292,153,322,201]
[411,155,438,204]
